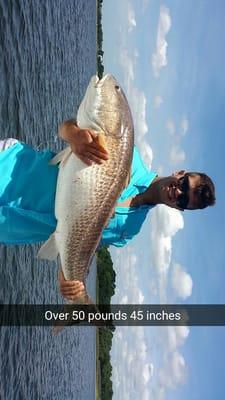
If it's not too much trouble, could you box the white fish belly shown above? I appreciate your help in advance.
[54,154,93,279]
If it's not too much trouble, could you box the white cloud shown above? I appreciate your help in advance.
[119,50,153,168]
[119,49,135,92]
[171,263,193,299]
[138,141,153,168]
[129,89,153,167]
[142,363,154,384]
[159,351,187,389]
[142,388,151,400]
[111,248,145,304]
[167,326,190,351]
[154,95,164,109]
[150,206,184,300]
[112,326,153,400]
[149,280,158,297]
[166,116,189,138]
[166,118,176,135]
[128,3,137,32]
[142,0,150,12]
[157,164,164,176]
[153,206,184,237]
[180,116,189,136]
[152,6,172,77]
[134,48,139,59]
[130,88,148,138]
[110,247,190,400]
[170,145,186,164]
[151,235,172,273]
[111,17,193,397]
[120,294,128,304]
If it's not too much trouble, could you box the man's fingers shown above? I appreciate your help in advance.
[61,290,85,298]
[58,268,86,300]
[79,155,93,166]
[61,290,84,297]
[61,285,85,301]
[83,129,99,144]
[83,131,109,155]
[88,140,108,154]
[61,282,85,291]
[60,280,84,288]
[87,129,99,140]
[79,145,109,165]
[84,131,94,144]
[85,152,105,165]
[87,145,109,160]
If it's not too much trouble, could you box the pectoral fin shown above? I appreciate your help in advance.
[37,233,59,261]
[123,168,131,189]
[49,147,72,166]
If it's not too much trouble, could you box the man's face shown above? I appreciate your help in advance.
[157,171,202,210]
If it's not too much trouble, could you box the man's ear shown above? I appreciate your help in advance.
[172,170,186,178]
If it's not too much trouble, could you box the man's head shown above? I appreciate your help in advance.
[155,170,216,211]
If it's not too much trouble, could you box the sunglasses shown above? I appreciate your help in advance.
[176,175,190,209]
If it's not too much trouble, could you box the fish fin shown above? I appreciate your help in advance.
[52,291,98,335]
[49,147,72,166]
[124,167,131,188]
[103,207,116,228]
[37,234,59,261]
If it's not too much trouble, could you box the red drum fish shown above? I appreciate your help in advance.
[38,74,134,304]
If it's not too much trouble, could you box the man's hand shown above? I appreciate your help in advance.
[59,119,109,166]
[59,268,85,301]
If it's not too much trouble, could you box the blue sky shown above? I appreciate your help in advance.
[102,1,225,399]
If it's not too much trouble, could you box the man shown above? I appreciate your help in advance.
[0,121,215,298]
[58,120,215,301]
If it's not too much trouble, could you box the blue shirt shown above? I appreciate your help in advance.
[0,142,58,244]
[0,142,157,247]
[101,147,157,247]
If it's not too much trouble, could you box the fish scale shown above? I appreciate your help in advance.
[38,74,134,304]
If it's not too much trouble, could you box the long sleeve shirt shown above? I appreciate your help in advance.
[0,140,157,247]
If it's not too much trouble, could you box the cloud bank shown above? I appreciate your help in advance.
[171,263,193,299]
[154,95,164,109]
[128,3,137,32]
[150,206,184,274]
[119,49,153,167]
[152,6,172,77]
[170,145,186,165]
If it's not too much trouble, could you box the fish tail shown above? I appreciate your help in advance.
[52,291,99,335]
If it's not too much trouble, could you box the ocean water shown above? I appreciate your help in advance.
[0,1,97,399]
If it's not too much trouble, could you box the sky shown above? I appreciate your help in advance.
[102,1,225,399]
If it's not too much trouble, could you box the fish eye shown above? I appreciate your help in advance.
[115,85,120,90]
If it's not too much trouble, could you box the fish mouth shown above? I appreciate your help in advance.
[92,75,105,88]
[96,74,117,87]
[98,74,109,83]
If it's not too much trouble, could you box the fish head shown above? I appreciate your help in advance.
[94,74,134,139]
[77,74,134,140]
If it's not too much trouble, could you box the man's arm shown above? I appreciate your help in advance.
[58,119,109,165]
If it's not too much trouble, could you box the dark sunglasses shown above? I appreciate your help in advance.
[176,175,190,209]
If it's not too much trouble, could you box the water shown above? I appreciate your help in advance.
[0,1,97,399]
